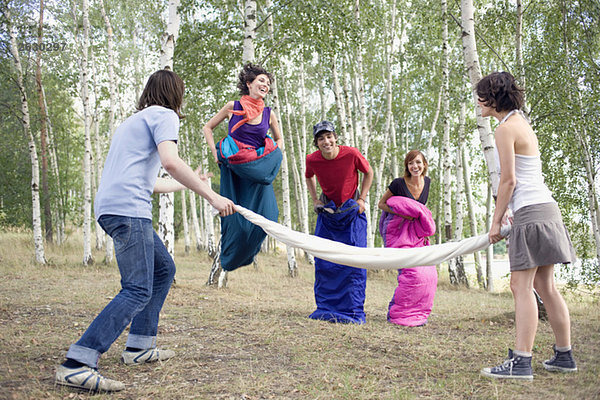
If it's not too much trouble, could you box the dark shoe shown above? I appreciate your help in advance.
[55,365,125,392]
[543,345,577,372]
[481,349,534,381]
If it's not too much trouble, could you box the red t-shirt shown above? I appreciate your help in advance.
[305,145,370,206]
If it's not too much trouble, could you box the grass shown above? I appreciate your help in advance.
[0,230,599,399]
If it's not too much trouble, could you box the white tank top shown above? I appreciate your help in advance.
[494,110,555,212]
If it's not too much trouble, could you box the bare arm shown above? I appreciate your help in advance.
[357,166,374,213]
[306,175,324,211]
[490,125,517,243]
[156,140,235,216]
[269,111,284,150]
[203,101,234,163]
[378,189,395,214]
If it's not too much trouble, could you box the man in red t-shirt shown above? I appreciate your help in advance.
[305,121,374,324]
[306,121,373,211]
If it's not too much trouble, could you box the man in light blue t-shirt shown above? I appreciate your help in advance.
[55,70,235,393]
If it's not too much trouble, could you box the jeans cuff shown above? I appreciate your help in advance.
[126,334,157,349]
[66,344,101,369]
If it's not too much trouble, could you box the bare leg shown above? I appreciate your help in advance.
[511,268,539,353]
[533,264,571,348]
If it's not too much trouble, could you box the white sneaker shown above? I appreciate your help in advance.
[121,348,175,366]
[55,365,125,392]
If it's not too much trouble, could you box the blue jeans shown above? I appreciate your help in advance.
[66,215,176,368]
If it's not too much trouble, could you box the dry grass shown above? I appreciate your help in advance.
[0,231,599,400]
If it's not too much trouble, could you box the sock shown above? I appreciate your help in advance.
[513,349,532,358]
[555,345,571,352]
[126,347,144,352]
[62,358,86,369]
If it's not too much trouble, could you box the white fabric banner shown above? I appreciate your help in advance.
[234,205,508,270]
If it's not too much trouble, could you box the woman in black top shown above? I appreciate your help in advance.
[379,150,430,211]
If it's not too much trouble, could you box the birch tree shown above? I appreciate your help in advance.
[266,0,297,276]
[460,0,499,194]
[99,0,116,262]
[4,4,46,264]
[79,0,93,266]
[158,0,181,258]
[35,0,52,243]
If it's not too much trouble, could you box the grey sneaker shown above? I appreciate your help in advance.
[55,365,125,392]
[121,348,175,366]
[481,349,534,381]
[543,345,577,372]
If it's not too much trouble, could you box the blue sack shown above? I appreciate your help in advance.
[217,136,282,271]
[309,199,367,324]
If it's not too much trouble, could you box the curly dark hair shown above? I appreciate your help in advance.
[237,63,273,96]
[476,71,524,112]
[137,69,185,119]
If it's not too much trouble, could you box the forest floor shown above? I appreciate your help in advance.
[1,229,599,400]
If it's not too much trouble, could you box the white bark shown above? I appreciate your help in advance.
[42,85,65,245]
[425,89,443,160]
[342,71,356,148]
[158,0,181,258]
[298,65,310,236]
[6,5,46,263]
[242,0,256,63]
[442,0,452,242]
[461,103,485,288]
[189,191,202,251]
[99,0,115,262]
[354,0,369,158]
[485,183,494,291]
[331,55,348,142]
[460,0,500,195]
[81,0,93,266]
[370,1,397,242]
[266,0,297,276]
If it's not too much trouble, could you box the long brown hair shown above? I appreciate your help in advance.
[404,150,428,179]
[137,69,185,119]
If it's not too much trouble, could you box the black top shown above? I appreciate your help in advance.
[388,176,431,205]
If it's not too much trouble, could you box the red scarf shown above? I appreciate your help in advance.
[230,95,265,133]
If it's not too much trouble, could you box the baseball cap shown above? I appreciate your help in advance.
[312,120,335,137]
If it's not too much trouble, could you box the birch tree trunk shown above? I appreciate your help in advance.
[485,183,494,291]
[35,0,52,244]
[243,0,256,63]
[5,5,46,264]
[99,0,115,262]
[461,103,485,288]
[515,0,525,90]
[42,85,65,245]
[90,53,104,252]
[298,64,310,235]
[80,0,94,266]
[441,0,452,243]
[158,0,181,258]
[342,71,356,148]
[354,0,369,159]
[266,0,297,276]
[452,114,469,288]
[331,55,348,142]
[370,0,397,239]
[281,82,305,229]
[460,0,500,195]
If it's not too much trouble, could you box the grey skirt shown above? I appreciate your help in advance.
[508,202,576,272]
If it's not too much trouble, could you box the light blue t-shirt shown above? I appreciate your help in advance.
[94,105,179,220]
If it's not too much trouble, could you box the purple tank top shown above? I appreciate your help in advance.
[228,100,271,148]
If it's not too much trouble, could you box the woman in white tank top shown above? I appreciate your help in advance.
[476,72,577,380]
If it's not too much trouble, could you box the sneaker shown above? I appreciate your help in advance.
[543,345,577,372]
[481,349,534,381]
[121,348,175,366]
[55,365,125,392]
